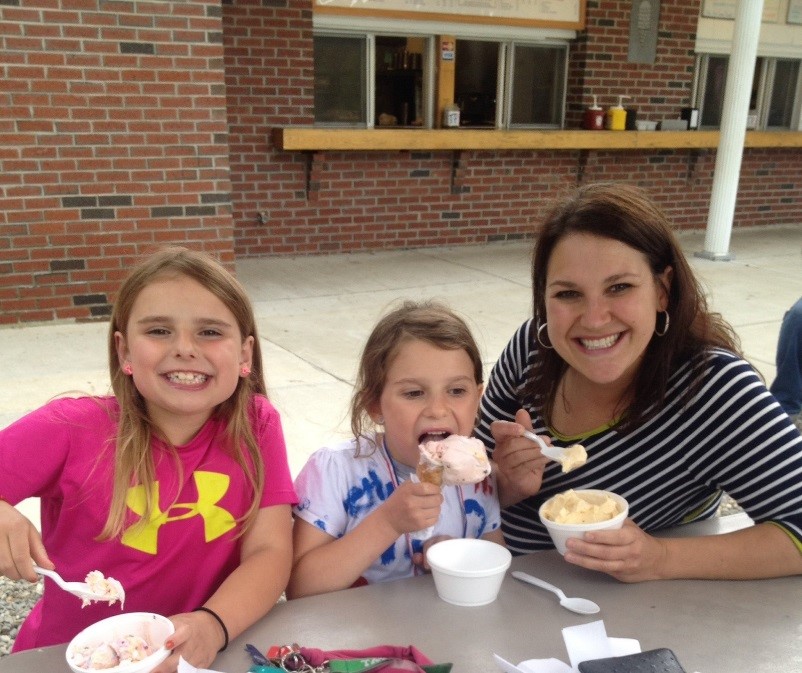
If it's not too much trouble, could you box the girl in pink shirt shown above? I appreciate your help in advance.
[0,247,297,672]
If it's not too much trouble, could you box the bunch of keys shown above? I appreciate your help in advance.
[247,643,321,672]
[246,644,393,673]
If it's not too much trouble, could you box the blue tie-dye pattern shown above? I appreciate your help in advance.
[338,467,400,566]
[342,468,395,517]
[381,534,418,566]
[380,543,396,566]
[314,519,326,531]
[464,499,488,536]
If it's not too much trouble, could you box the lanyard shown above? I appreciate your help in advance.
[379,437,467,577]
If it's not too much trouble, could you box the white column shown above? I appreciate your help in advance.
[697,0,764,261]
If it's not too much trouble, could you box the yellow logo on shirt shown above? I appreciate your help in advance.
[121,471,237,554]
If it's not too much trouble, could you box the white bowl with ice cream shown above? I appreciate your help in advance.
[426,538,512,607]
[66,612,174,673]
[539,489,628,555]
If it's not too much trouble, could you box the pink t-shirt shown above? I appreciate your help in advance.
[0,395,297,650]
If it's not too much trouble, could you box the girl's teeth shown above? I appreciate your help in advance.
[167,372,207,384]
[580,334,619,350]
[419,432,449,444]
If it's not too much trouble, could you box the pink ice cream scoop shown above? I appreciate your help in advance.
[70,635,151,670]
[114,634,151,664]
[418,435,491,486]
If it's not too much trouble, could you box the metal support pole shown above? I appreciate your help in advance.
[696,0,765,261]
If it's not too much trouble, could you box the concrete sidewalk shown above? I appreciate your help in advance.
[3,224,801,527]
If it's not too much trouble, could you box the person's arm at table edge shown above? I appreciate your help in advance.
[658,522,802,580]
[287,506,407,599]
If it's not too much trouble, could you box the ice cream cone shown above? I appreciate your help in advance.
[416,462,444,486]
[417,435,491,486]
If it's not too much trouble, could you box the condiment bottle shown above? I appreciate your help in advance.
[443,102,460,128]
[605,95,629,131]
[583,95,605,130]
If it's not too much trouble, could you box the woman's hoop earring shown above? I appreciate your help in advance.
[655,311,670,337]
[536,322,554,349]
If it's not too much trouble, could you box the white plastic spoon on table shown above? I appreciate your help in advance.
[512,570,600,614]
[33,565,125,606]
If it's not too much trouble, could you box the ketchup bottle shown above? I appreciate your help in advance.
[583,95,605,130]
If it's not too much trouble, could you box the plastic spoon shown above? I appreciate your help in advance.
[511,570,600,614]
[521,430,570,463]
[33,565,125,606]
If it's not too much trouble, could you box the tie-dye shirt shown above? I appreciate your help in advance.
[293,436,501,585]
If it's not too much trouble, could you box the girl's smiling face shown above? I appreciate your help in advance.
[545,233,671,392]
[115,274,253,444]
[371,338,483,468]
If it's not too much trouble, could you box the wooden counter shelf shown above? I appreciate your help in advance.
[272,127,802,152]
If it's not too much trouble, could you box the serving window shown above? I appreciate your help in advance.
[312,30,569,129]
[695,54,802,130]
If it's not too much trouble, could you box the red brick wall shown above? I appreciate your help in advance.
[567,0,699,127]
[224,0,802,259]
[0,0,233,325]
[221,0,314,256]
[1,0,800,325]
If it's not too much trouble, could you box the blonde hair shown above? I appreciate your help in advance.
[100,246,266,540]
[350,300,483,453]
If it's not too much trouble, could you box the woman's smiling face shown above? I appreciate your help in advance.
[544,232,671,391]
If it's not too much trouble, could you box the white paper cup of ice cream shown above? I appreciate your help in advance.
[539,489,628,555]
[66,612,174,673]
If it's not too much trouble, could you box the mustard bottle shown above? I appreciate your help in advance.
[605,95,629,131]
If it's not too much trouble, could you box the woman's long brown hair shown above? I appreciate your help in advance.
[528,183,741,433]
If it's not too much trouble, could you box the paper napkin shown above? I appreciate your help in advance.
[177,655,225,673]
[494,620,640,673]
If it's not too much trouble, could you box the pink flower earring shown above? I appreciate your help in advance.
[123,363,133,375]
[240,364,251,377]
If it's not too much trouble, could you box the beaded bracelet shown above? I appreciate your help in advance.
[193,606,229,652]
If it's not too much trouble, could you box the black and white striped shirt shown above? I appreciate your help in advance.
[476,320,802,555]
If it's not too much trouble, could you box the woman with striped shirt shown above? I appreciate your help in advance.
[476,183,802,581]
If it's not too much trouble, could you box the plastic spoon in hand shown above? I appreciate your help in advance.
[512,570,600,614]
[33,565,125,606]
[521,430,587,472]
[521,430,565,462]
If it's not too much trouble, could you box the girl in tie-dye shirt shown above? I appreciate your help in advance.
[288,300,503,598]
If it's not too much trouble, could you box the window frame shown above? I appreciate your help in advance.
[313,32,370,127]
[762,58,802,129]
[311,16,574,129]
[694,52,802,131]
[505,41,569,129]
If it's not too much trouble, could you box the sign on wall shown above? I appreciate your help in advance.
[702,0,782,22]
[628,0,660,64]
[788,0,802,24]
[314,0,585,30]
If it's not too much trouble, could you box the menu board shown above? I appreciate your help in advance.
[702,0,781,22]
[314,0,584,29]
